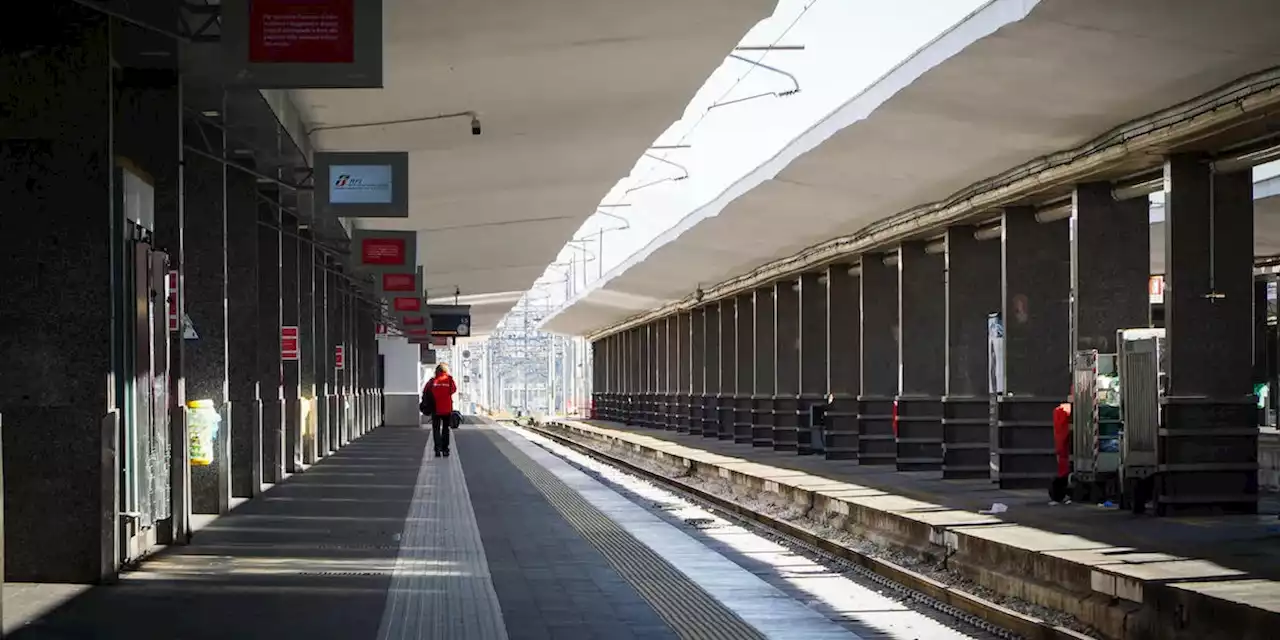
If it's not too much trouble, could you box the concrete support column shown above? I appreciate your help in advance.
[656,317,668,428]
[184,113,232,515]
[637,323,649,426]
[0,11,117,581]
[677,312,692,432]
[1160,155,1257,515]
[943,227,1001,478]
[734,293,755,444]
[718,299,736,440]
[330,267,345,453]
[298,231,317,464]
[226,166,261,500]
[1071,182,1150,490]
[282,216,301,471]
[826,264,861,460]
[627,327,639,424]
[690,308,706,436]
[799,273,828,455]
[703,304,721,438]
[752,287,776,447]
[670,316,680,427]
[645,321,656,427]
[338,284,352,446]
[774,280,801,452]
[315,256,332,456]
[859,254,898,465]
[897,241,945,471]
[257,201,283,484]
[994,207,1070,488]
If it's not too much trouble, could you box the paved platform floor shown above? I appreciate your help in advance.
[583,420,1280,581]
[4,419,985,640]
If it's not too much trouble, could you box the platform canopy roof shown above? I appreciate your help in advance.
[541,0,1280,337]
[290,0,777,335]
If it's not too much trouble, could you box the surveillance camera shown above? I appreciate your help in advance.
[470,116,482,136]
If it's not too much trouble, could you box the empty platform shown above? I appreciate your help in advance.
[4,419,985,640]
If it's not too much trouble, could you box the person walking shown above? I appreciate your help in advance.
[424,363,458,457]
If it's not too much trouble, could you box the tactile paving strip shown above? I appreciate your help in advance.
[481,427,766,640]
[376,445,509,640]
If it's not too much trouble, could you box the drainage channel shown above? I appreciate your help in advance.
[518,422,1094,640]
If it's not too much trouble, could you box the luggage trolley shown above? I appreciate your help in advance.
[1116,328,1165,513]
[1071,350,1123,503]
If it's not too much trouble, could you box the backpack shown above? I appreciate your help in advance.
[419,386,436,416]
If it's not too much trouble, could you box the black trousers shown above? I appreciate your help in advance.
[432,413,452,453]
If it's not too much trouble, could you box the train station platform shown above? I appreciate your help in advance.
[539,420,1280,640]
[2,418,990,640]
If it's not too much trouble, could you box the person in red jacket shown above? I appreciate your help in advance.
[1049,399,1072,504]
[424,363,458,457]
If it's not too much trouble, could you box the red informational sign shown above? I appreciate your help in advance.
[381,272,415,292]
[1148,275,1165,304]
[431,335,450,347]
[402,315,425,326]
[361,237,407,266]
[334,344,345,370]
[166,270,179,332]
[393,297,421,312]
[281,326,299,361]
[376,323,387,335]
[248,0,355,64]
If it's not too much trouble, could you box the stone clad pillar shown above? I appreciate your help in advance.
[752,287,776,447]
[656,317,668,428]
[718,299,737,440]
[798,272,828,456]
[298,229,317,464]
[734,294,755,444]
[703,304,721,438]
[1160,155,1257,515]
[690,308,706,436]
[994,207,1070,488]
[258,198,283,484]
[774,280,801,452]
[826,264,860,460]
[677,312,692,432]
[185,113,232,514]
[0,9,118,581]
[859,254,898,465]
[943,227,1000,478]
[897,241,945,471]
[226,164,261,499]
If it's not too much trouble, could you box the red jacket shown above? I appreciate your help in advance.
[1053,403,1072,477]
[425,374,457,416]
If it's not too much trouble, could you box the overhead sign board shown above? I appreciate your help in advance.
[221,0,383,89]
[376,266,422,297]
[315,152,409,218]
[281,326,300,361]
[350,229,416,274]
[429,304,472,338]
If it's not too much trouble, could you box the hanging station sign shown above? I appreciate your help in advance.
[428,304,472,338]
[281,326,300,361]
[334,344,345,370]
[350,229,416,274]
[315,152,409,218]
[376,266,422,297]
[220,0,384,89]
[1148,275,1165,304]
